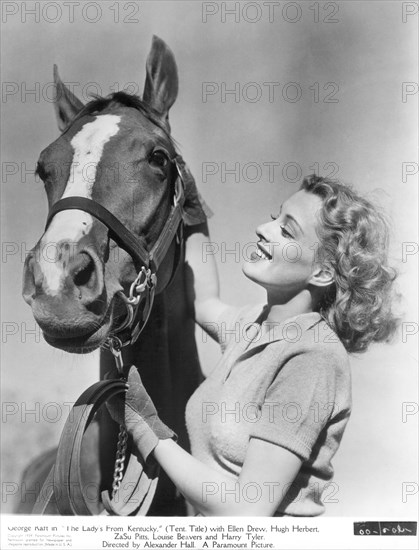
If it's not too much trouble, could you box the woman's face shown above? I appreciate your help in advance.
[242,190,326,302]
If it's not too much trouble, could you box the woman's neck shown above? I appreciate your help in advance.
[265,289,314,325]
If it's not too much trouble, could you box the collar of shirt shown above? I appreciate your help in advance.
[222,307,324,382]
[243,307,323,353]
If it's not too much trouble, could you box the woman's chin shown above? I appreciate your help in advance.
[242,260,265,285]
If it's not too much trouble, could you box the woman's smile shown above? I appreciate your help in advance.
[253,241,273,261]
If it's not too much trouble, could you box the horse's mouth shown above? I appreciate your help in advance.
[43,321,112,354]
[42,294,126,354]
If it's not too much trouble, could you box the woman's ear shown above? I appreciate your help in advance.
[309,265,334,288]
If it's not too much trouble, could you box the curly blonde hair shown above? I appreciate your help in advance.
[301,175,399,353]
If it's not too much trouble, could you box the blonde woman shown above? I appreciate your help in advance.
[109,174,398,516]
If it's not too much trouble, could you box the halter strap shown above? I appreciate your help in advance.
[46,197,152,268]
[44,159,185,274]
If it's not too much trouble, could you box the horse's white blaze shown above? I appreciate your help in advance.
[39,115,121,295]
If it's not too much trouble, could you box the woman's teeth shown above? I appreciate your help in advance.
[256,245,271,260]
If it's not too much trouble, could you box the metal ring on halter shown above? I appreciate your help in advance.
[125,267,156,306]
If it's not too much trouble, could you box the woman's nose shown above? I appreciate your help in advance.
[255,222,272,242]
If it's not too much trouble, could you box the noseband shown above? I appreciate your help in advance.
[45,156,186,351]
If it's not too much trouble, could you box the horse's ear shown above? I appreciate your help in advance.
[142,36,178,123]
[53,65,84,132]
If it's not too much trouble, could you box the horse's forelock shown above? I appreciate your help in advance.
[74,92,177,149]
[57,92,210,227]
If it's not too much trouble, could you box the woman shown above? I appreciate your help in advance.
[109,174,398,516]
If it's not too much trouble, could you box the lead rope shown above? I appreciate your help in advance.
[108,337,129,499]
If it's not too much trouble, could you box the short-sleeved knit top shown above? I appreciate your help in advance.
[185,304,352,516]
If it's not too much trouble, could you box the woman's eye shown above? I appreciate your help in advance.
[280,225,293,239]
[270,213,279,220]
[149,150,169,168]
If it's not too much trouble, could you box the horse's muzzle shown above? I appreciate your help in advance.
[22,243,112,351]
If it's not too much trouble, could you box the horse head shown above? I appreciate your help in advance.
[22,36,202,354]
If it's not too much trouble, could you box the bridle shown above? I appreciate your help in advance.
[45,155,186,357]
[35,156,188,516]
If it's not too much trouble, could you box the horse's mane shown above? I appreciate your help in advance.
[76,92,176,146]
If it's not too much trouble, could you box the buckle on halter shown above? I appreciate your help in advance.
[126,266,157,306]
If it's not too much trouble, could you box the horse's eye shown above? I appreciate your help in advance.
[149,150,169,169]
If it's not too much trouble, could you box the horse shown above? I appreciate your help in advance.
[18,36,208,515]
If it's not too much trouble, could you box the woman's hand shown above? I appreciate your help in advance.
[106,366,176,461]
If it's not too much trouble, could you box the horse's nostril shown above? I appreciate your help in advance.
[73,252,96,288]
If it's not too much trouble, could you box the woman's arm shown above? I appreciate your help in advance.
[184,223,231,331]
[153,437,302,516]
[107,367,302,516]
